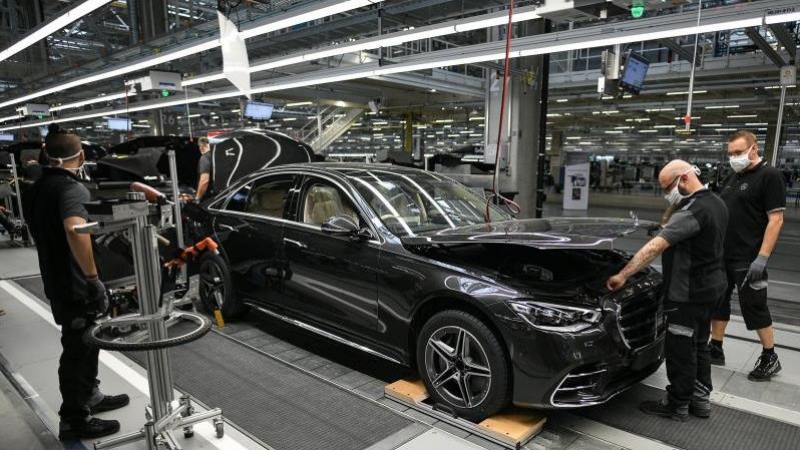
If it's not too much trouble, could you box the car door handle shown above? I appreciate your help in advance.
[283,238,307,249]
[219,224,237,232]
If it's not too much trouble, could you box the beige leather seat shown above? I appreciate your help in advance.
[249,188,285,218]
[303,185,357,226]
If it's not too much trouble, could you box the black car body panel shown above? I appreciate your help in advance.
[190,163,665,409]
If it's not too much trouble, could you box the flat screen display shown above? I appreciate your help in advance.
[0,133,13,141]
[107,118,131,131]
[619,51,650,95]
[244,101,274,120]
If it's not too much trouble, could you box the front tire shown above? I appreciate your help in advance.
[198,253,247,319]
[416,310,511,421]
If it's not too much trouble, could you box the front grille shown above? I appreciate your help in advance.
[551,364,607,406]
[618,288,664,351]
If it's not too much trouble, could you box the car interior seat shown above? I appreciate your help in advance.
[250,188,285,218]
[303,185,357,226]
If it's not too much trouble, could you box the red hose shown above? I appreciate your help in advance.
[485,0,521,222]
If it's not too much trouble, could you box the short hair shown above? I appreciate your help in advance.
[45,132,82,159]
[728,130,757,147]
[198,137,209,146]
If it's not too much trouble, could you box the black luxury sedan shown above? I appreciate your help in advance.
[189,163,666,421]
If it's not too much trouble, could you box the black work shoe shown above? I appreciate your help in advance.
[639,398,689,422]
[689,399,711,418]
[709,343,725,366]
[89,394,130,414]
[748,353,782,382]
[58,418,120,441]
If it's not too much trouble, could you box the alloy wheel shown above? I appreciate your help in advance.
[199,262,225,310]
[424,326,492,409]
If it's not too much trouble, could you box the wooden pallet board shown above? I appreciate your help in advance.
[384,379,546,448]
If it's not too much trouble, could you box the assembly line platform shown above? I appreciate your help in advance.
[2,201,800,450]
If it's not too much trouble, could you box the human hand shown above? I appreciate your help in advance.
[86,278,109,317]
[607,274,627,291]
[746,255,769,283]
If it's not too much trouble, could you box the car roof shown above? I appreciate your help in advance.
[271,162,429,176]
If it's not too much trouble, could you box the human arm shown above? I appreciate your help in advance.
[759,211,784,257]
[196,173,210,201]
[748,172,788,281]
[63,216,98,278]
[606,236,670,291]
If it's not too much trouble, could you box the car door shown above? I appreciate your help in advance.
[280,175,381,337]
[213,173,299,306]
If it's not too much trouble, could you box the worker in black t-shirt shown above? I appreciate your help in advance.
[608,159,728,421]
[194,137,213,201]
[22,130,129,441]
[710,130,786,382]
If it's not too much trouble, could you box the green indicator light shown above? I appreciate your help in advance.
[161,89,170,97]
[631,4,644,18]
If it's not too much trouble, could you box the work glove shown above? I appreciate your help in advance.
[85,277,110,317]
[745,255,769,284]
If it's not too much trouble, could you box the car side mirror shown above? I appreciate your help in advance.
[321,215,359,236]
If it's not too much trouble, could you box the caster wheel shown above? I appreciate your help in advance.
[184,429,194,439]
[215,421,224,438]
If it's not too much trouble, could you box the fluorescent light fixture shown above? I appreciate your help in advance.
[614,126,633,130]
[285,101,313,107]
[230,109,241,113]
[638,130,658,133]
[654,125,677,129]
[727,114,757,119]
[469,117,484,121]
[674,116,701,120]
[0,0,113,64]
[700,123,723,127]
[646,108,676,112]
[666,90,707,96]
[556,99,569,103]
[659,138,673,142]
[715,128,737,131]
[578,142,593,145]
[282,117,297,121]
[546,113,562,117]
[745,122,768,126]
[0,114,19,124]
[50,91,136,112]
[435,119,454,123]
[704,105,739,109]
[566,136,582,140]
[372,121,389,125]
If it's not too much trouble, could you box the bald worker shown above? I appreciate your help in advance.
[608,159,728,421]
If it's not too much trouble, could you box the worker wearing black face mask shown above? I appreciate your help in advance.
[22,129,129,441]
[607,159,728,422]
[710,130,786,381]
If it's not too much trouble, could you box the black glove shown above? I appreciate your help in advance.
[85,277,109,317]
[745,255,769,284]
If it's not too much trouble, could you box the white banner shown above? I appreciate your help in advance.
[563,162,590,210]
[218,11,251,98]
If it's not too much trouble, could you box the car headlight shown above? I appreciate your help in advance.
[508,300,602,332]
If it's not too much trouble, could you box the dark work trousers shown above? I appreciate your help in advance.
[59,321,100,423]
[664,301,713,407]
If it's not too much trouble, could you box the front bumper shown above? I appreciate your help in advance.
[489,280,665,408]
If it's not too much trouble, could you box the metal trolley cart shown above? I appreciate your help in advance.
[0,153,32,245]
[76,188,224,450]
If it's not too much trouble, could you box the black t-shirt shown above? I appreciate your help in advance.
[22,168,91,325]
[197,151,212,177]
[659,189,729,303]
[719,161,786,263]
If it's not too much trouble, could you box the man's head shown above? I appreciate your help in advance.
[659,159,704,203]
[198,137,210,154]
[45,131,83,169]
[727,130,759,172]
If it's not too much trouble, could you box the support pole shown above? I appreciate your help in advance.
[167,151,185,284]
[534,20,551,219]
[771,86,786,167]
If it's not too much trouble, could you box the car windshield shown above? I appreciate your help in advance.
[344,169,512,236]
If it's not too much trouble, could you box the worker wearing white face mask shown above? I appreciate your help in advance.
[710,131,787,382]
[607,160,728,421]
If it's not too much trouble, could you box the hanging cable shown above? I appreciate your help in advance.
[485,0,521,222]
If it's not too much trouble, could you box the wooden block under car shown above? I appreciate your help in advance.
[384,379,546,448]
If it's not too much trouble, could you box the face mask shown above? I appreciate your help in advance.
[664,166,700,205]
[729,146,753,172]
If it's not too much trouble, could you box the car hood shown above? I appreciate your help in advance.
[401,217,659,250]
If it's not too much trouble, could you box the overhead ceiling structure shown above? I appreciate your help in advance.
[0,0,797,161]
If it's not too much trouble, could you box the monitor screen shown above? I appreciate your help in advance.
[107,118,131,131]
[244,101,274,120]
[619,51,650,95]
[0,133,13,141]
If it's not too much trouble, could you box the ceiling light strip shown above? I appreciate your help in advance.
[0,0,113,64]
[0,0,380,109]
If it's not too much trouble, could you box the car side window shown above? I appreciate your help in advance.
[299,179,360,227]
[224,183,252,212]
[244,175,296,219]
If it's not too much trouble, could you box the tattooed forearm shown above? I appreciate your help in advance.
[619,236,669,278]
